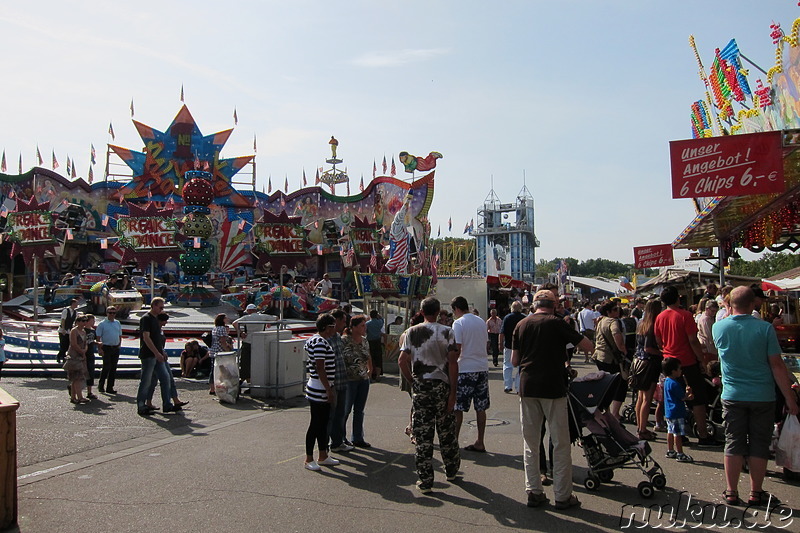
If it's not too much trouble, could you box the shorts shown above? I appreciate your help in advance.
[722,400,775,459]
[666,417,686,436]
[581,330,595,343]
[455,371,490,412]
[681,363,709,406]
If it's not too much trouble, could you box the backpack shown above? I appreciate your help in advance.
[201,330,213,347]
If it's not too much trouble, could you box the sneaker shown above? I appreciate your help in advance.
[352,441,372,448]
[504,388,513,394]
[665,450,678,459]
[318,457,340,466]
[446,472,461,482]
[676,453,694,463]
[654,424,667,433]
[304,461,321,471]
[554,495,581,510]
[527,491,549,508]
[540,474,553,486]
[416,481,433,494]
[696,437,718,447]
[331,444,354,452]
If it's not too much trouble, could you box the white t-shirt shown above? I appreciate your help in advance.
[453,312,489,373]
[578,308,599,331]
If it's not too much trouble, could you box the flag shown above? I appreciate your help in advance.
[100,238,108,250]
[180,84,184,102]
[0,150,5,172]
[382,156,387,174]
[391,156,396,176]
[147,188,152,199]
[18,153,22,174]
[302,168,307,186]
[90,144,96,164]
[36,146,42,165]
[431,251,439,284]
[66,157,71,177]
[233,108,238,125]
[66,228,73,240]
[193,237,201,248]
[88,166,94,184]
[437,225,441,237]
[253,135,257,153]
[52,150,59,170]
[101,214,109,227]
[71,162,76,179]
[268,177,272,193]
[284,176,288,191]
[346,181,350,195]
[369,249,377,270]
[315,168,320,185]
[448,217,452,232]
[108,122,115,140]
[238,219,245,230]
[0,207,7,217]
[372,160,376,178]
[130,99,134,117]
[317,245,323,256]
[463,221,470,234]
[359,176,364,191]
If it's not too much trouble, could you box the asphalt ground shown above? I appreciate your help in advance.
[3,359,799,532]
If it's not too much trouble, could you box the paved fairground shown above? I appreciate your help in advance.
[3,358,799,532]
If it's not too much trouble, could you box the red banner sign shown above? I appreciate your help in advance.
[7,211,55,245]
[669,131,784,199]
[116,217,179,251]
[634,244,674,269]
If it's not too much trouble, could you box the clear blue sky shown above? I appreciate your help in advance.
[1,1,798,264]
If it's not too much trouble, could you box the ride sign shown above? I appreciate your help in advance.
[7,211,55,245]
[116,217,179,251]
[633,244,674,269]
[253,223,309,255]
[669,131,784,199]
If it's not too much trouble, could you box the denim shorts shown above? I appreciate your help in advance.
[666,417,686,436]
[455,371,490,412]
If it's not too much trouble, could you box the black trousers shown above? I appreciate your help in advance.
[306,399,331,456]
[86,347,96,386]
[99,345,121,390]
[57,333,70,361]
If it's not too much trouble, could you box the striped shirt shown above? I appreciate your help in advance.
[305,334,336,402]
[327,333,348,391]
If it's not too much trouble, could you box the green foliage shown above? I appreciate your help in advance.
[727,252,800,278]
[541,257,634,279]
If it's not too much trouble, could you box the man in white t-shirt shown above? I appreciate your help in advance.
[577,301,599,362]
[451,296,490,453]
[316,273,333,298]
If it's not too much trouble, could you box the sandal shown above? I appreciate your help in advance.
[748,491,780,507]
[723,490,741,506]
[637,430,656,441]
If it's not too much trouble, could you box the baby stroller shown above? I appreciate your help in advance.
[569,372,667,498]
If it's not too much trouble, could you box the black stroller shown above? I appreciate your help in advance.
[569,372,667,498]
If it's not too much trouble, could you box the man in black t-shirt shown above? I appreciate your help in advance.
[512,290,593,510]
[136,297,175,416]
[498,301,526,393]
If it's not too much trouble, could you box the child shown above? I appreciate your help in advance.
[662,357,694,463]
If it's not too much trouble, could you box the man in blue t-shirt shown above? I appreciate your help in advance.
[712,286,798,506]
[365,310,385,381]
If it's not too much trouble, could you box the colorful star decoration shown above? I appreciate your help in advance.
[109,105,253,207]
[6,196,57,263]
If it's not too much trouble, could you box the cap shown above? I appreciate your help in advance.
[245,304,258,311]
[533,290,555,302]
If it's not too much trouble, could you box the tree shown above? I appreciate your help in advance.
[727,252,800,278]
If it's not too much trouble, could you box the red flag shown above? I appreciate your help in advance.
[382,156,387,174]
[391,156,396,177]
[36,146,43,165]
[372,160,376,178]
[52,150,59,170]
[369,249,377,270]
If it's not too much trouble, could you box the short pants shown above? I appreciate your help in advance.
[666,417,686,436]
[455,371,490,412]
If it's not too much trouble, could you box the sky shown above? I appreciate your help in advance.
[1,1,799,265]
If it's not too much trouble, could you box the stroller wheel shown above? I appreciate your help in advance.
[584,476,600,491]
[651,474,667,490]
[692,420,716,439]
[637,481,655,498]
[598,470,614,483]
[622,405,637,424]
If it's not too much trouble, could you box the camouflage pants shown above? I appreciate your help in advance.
[412,379,460,489]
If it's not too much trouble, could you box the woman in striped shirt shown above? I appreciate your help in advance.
[304,313,340,471]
